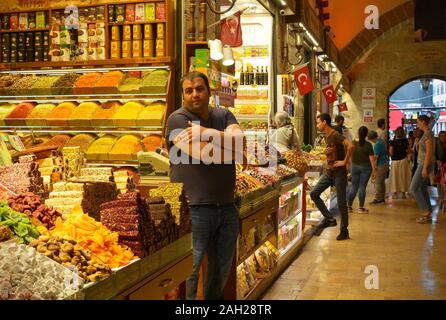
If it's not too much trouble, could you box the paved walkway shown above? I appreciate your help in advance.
[263,190,446,300]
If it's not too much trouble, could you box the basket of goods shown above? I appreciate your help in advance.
[284,151,309,177]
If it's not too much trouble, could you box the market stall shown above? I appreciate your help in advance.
[0,0,194,300]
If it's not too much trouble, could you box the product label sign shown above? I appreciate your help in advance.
[363,109,374,123]
[362,88,376,109]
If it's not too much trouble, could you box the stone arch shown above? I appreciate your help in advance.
[388,74,446,98]
[339,1,414,73]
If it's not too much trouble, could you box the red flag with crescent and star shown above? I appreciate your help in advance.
[322,84,337,104]
[338,102,348,112]
[221,11,243,47]
[293,64,314,96]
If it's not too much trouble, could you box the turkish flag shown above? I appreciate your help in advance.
[338,102,348,112]
[322,85,337,104]
[293,64,314,95]
[221,11,243,47]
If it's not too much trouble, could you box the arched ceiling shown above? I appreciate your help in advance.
[328,0,411,50]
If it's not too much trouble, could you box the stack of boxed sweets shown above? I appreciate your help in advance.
[0,155,46,197]
[146,196,178,249]
[100,192,156,257]
[37,150,63,185]
[113,170,136,194]
[149,183,191,237]
[75,167,114,183]
[62,146,83,179]
[45,181,84,215]
[45,179,117,220]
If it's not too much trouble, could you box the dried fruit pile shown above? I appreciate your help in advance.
[284,151,309,176]
[0,200,40,244]
[50,209,134,268]
[8,192,62,230]
[29,235,112,283]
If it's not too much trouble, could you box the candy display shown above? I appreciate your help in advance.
[91,101,122,127]
[0,155,46,196]
[100,192,155,257]
[284,151,309,176]
[0,200,40,244]
[113,170,136,194]
[149,183,190,234]
[5,102,36,126]
[73,72,102,94]
[135,134,163,152]
[0,104,16,126]
[29,235,112,283]
[109,134,141,161]
[136,106,165,126]
[0,225,12,242]
[85,135,117,160]
[0,241,84,300]
[51,73,80,95]
[146,196,178,248]
[68,102,99,126]
[0,75,21,93]
[235,172,264,197]
[62,146,83,179]
[10,75,38,95]
[8,192,62,230]
[141,69,168,93]
[26,103,56,127]
[112,101,144,127]
[118,76,142,93]
[47,102,77,126]
[30,76,60,95]
[50,209,134,268]
[64,133,97,153]
[42,134,72,149]
[94,71,125,93]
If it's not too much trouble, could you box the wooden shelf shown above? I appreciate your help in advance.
[0,57,174,70]
[0,28,49,33]
[184,41,208,46]
[108,21,166,26]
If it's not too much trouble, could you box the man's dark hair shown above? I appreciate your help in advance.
[377,118,385,129]
[179,71,211,95]
[418,114,430,125]
[335,115,344,124]
[439,131,446,136]
[317,113,332,126]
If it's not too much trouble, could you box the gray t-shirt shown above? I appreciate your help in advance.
[165,107,239,205]
[418,129,434,165]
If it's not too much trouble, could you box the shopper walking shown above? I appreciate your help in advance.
[376,118,387,142]
[410,115,434,224]
[270,111,302,154]
[347,126,375,213]
[310,113,354,240]
[389,126,411,199]
[368,130,388,204]
[412,128,424,177]
[166,72,245,299]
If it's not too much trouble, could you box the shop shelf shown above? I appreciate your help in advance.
[0,57,174,71]
[237,231,275,266]
[108,20,166,26]
[278,209,302,228]
[278,234,302,257]
[0,93,166,103]
[86,160,139,168]
[0,127,162,134]
[0,28,49,33]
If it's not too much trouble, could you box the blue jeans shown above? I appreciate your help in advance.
[410,163,433,212]
[186,204,240,300]
[348,164,372,208]
[310,172,349,232]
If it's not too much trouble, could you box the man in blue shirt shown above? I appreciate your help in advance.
[368,130,388,204]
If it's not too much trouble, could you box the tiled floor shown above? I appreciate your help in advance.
[262,190,446,300]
